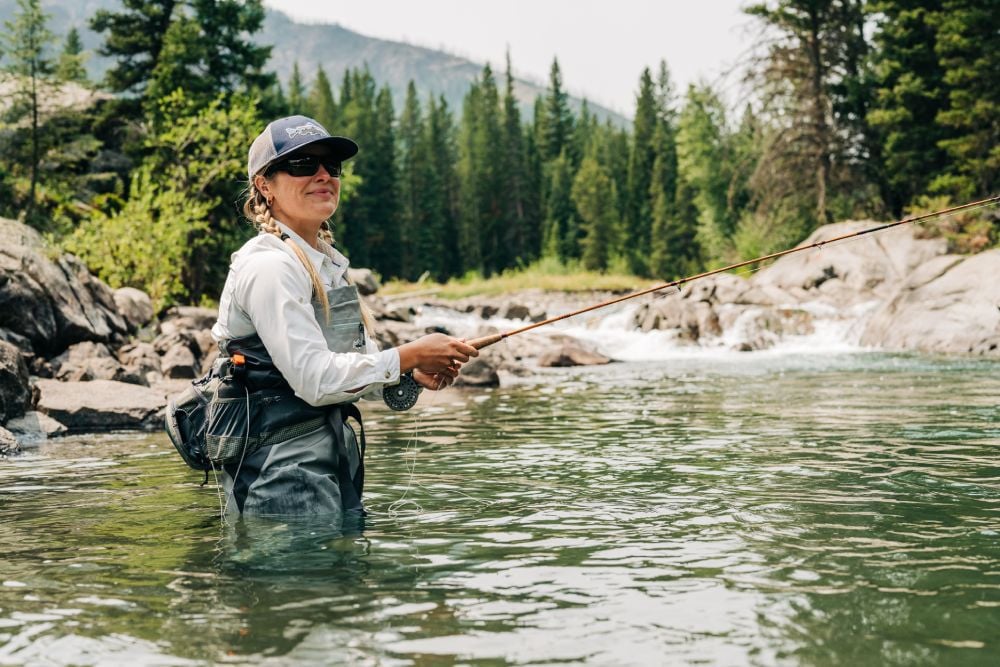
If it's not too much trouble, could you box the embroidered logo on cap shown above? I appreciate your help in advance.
[285,122,325,139]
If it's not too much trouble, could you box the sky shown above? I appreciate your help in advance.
[263,0,756,117]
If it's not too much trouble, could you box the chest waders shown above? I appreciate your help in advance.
[166,285,369,516]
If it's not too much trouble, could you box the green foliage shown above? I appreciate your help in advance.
[909,195,998,254]
[65,91,261,309]
[55,27,87,83]
[571,155,619,271]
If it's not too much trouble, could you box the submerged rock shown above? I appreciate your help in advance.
[0,340,31,423]
[35,379,165,431]
[4,410,68,446]
[0,425,19,457]
[538,341,612,367]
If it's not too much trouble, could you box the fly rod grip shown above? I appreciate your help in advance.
[467,333,503,350]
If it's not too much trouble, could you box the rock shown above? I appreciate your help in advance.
[382,305,416,323]
[502,303,532,320]
[160,344,198,379]
[0,340,31,423]
[4,410,68,446]
[730,307,816,351]
[347,268,381,295]
[0,426,19,457]
[538,341,612,367]
[0,217,129,354]
[113,287,154,331]
[453,357,500,387]
[860,249,1000,356]
[35,379,165,431]
[635,298,686,332]
[480,305,499,319]
[49,341,140,383]
[752,221,947,304]
[117,342,162,385]
[160,306,217,333]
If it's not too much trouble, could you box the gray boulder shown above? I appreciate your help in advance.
[452,357,501,387]
[4,410,68,446]
[117,342,163,385]
[538,341,612,367]
[860,249,1000,356]
[0,340,31,423]
[159,306,217,334]
[0,426,19,457]
[113,287,154,331]
[35,379,165,430]
[752,221,947,304]
[347,268,381,295]
[50,341,140,384]
[0,217,129,354]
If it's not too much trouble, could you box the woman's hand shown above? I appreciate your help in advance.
[413,368,453,391]
[398,333,478,375]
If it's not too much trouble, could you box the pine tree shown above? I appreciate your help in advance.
[625,67,657,275]
[867,0,951,212]
[91,0,178,96]
[541,58,574,163]
[1,0,55,220]
[500,52,530,267]
[543,151,579,260]
[931,0,999,199]
[397,81,426,279]
[365,86,401,276]
[287,61,306,114]
[55,26,88,83]
[426,95,462,279]
[308,65,337,130]
[572,153,619,271]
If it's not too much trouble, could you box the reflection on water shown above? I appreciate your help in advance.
[1,353,1000,665]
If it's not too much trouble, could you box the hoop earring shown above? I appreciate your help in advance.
[266,197,273,207]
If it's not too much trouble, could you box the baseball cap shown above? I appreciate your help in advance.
[247,115,359,179]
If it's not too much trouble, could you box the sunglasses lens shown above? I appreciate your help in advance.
[274,156,342,177]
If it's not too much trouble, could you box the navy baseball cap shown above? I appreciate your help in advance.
[247,115,358,179]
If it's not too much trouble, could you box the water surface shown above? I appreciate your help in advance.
[2,353,999,665]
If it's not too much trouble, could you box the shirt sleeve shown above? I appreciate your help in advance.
[232,249,400,406]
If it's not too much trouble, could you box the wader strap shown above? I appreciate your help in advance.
[332,404,366,512]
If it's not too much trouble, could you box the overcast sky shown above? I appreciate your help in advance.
[263,0,755,116]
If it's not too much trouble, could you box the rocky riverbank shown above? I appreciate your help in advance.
[2,214,998,451]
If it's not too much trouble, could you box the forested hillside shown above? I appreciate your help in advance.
[0,0,995,310]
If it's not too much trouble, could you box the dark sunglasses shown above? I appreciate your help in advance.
[266,155,343,178]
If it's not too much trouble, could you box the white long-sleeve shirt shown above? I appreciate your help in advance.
[211,222,400,406]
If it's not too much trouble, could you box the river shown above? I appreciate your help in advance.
[2,339,999,664]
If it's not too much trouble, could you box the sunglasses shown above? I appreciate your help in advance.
[266,155,343,178]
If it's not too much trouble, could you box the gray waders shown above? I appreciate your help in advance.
[215,285,369,518]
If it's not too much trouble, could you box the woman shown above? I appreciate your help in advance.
[209,115,477,517]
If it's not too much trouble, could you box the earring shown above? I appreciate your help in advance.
[266,197,273,207]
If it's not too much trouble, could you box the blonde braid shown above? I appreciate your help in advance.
[243,183,331,323]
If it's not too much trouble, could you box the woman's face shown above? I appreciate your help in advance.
[256,145,341,227]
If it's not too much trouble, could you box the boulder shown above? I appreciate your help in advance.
[113,287,154,331]
[0,340,31,423]
[117,342,162,385]
[538,341,612,367]
[347,268,381,295]
[160,344,198,379]
[4,410,68,446]
[0,426,19,457]
[49,341,140,384]
[752,221,947,304]
[452,357,500,387]
[160,306,217,334]
[502,303,532,321]
[0,217,129,354]
[35,379,165,431]
[860,249,1000,356]
[730,307,816,351]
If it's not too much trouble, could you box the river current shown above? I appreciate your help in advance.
[2,320,999,664]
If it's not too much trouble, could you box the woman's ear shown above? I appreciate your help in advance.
[254,174,270,200]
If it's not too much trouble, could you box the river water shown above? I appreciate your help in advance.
[2,341,1000,664]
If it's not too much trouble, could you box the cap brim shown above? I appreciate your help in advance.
[273,136,359,165]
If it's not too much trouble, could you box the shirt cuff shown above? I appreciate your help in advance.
[379,348,401,385]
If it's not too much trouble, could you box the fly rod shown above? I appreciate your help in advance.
[466,195,1000,351]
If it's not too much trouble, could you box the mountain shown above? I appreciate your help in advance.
[0,0,629,125]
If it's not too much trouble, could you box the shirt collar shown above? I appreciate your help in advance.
[271,220,350,284]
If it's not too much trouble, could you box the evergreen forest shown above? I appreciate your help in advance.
[0,0,996,309]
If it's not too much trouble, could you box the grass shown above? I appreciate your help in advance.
[380,257,655,299]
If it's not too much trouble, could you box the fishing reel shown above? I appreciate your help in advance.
[383,372,422,411]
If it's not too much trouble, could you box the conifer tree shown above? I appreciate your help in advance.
[365,86,401,276]
[572,152,619,271]
[543,151,579,260]
[55,27,88,83]
[91,0,178,96]
[308,65,337,130]
[541,58,574,163]
[426,95,462,278]
[397,81,426,279]
[287,61,307,114]
[1,0,55,219]
[931,0,999,199]
[500,53,530,267]
[625,67,657,275]
[867,0,951,212]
